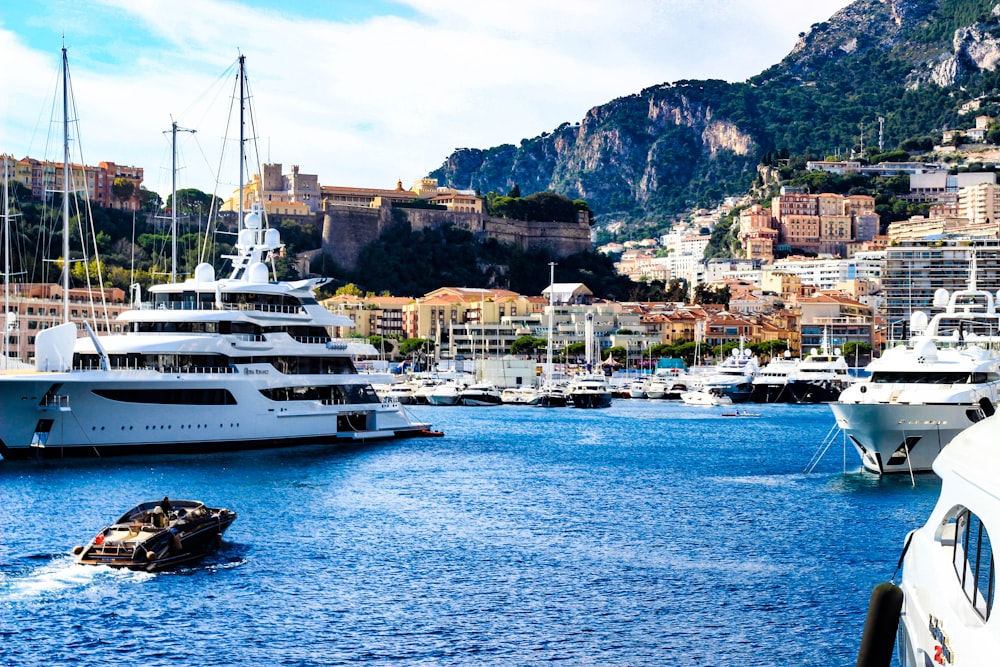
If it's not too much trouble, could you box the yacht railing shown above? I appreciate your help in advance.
[73,359,237,374]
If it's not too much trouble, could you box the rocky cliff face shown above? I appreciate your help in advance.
[430,0,1000,231]
[432,85,760,225]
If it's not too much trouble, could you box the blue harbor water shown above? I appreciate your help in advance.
[0,401,938,666]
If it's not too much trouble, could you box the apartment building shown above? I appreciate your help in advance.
[882,239,1000,326]
[798,292,874,350]
[5,154,143,211]
[958,182,1000,225]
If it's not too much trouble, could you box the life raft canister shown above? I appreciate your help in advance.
[856,582,903,667]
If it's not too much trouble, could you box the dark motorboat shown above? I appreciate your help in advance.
[73,499,236,571]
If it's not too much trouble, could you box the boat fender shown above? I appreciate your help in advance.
[171,533,183,552]
[145,550,157,561]
[980,396,995,417]
[856,582,903,667]
[216,533,223,549]
[72,545,83,555]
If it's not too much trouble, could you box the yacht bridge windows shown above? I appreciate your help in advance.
[938,505,995,621]
[259,384,380,404]
[72,352,357,375]
[870,371,1000,384]
[74,352,235,373]
[149,290,307,314]
[128,320,331,344]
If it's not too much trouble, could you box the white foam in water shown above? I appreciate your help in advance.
[3,557,152,600]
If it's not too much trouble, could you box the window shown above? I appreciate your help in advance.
[943,506,995,621]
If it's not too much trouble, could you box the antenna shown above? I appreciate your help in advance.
[163,119,196,283]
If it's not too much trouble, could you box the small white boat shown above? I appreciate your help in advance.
[566,373,613,409]
[426,378,467,406]
[680,389,733,406]
[500,386,540,405]
[644,376,671,400]
[458,382,502,406]
[384,383,418,405]
[410,377,444,405]
[857,413,1000,666]
[627,378,648,399]
[536,382,569,408]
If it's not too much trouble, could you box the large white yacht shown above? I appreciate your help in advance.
[831,262,1000,475]
[857,415,999,666]
[698,341,759,403]
[0,54,434,460]
[783,335,854,403]
[749,352,799,403]
[0,205,435,460]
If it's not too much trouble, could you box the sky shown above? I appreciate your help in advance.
[0,0,855,201]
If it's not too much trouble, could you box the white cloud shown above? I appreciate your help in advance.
[2,0,853,200]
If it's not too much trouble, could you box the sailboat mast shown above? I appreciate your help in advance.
[238,54,246,226]
[171,122,178,283]
[61,46,70,323]
[2,156,9,361]
[167,120,195,283]
[546,262,555,376]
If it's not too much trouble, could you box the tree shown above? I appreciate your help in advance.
[841,341,873,366]
[605,345,627,364]
[750,340,789,360]
[693,283,730,305]
[71,258,105,285]
[508,183,521,198]
[664,278,689,302]
[367,335,396,355]
[165,188,222,217]
[399,337,433,357]
[561,341,586,362]
[111,178,135,208]
[335,283,364,297]
[399,337,434,372]
[510,335,546,356]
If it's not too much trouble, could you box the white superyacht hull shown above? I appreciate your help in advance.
[0,369,429,460]
[829,401,986,475]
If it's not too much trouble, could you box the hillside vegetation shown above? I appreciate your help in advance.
[430,0,1000,236]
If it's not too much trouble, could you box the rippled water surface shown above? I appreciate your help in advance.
[0,401,939,666]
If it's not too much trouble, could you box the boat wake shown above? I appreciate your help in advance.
[0,555,152,600]
[1,543,248,598]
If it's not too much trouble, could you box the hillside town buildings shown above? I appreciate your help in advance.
[8,148,1000,371]
[2,153,144,211]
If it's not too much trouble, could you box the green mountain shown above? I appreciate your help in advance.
[429,0,1000,231]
